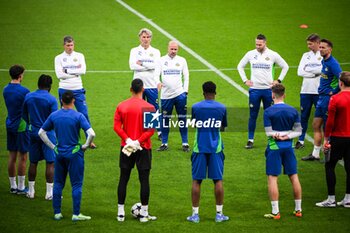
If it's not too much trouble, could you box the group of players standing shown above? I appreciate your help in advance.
[3,28,350,223]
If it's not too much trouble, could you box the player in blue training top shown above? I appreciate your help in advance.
[187,81,229,223]
[302,39,342,161]
[263,84,302,220]
[3,64,30,195]
[22,74,58,200]
[39,91,95,221]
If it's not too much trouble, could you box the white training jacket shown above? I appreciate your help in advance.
[237,47,289,89]
[55,51,86,90]
[129,45,161,89]
[297,50,322,94]
[158,54,189,100]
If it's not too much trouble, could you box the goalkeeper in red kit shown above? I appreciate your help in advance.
[316,71,350,208]
[114,78,157,222]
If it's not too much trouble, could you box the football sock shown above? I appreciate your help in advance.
[46,183,53,196]
[328,195,335,202]
[271,201,279,214]
[192,207,199,215]
[118,204,125,216]
[182,143,189,146]
[216,205,223,213]
[295,199,302,211]
[9,177,17,189]
[29,181,35,194]
[248,139,254,143]
[18,176,25,190]
[299,141,304,144]
[141,205,148,216]
[312,146,321,158]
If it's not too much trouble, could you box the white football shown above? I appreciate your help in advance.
[131,202,142,218]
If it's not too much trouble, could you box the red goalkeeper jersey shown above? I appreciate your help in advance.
[114,96,155,149]
[325,91,350,137]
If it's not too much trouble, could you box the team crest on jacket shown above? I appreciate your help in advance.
[249,104,254,108]
[176,63,180,67]
[318,57,322,60]
[254,55,258,60]
[164,61,168,66]
[150,53,154,57]
[73,58,78,62]
[265,57,270,61]
[325,67,328,71]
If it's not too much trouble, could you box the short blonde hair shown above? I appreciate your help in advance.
[138,28,152,37]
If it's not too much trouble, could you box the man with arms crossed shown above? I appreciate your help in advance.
[316,72,350,208]
[54,35,96,148]
[39,91,95,221]
[3,64,30,194]
[114,79,156,222]
[295,34,322,149]
[237,34,289,149]
[129,28,161,139]
[263,84,302,219]
[302,39,342,161]
[157,41,190,152]
[187,81,229,223]
[23,74,58,200]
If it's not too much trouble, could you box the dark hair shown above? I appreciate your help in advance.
[256,34,266,41]
[320,38,333,48]
[9,64,25,80]
[63,35,74,45]
[38,74,53,90]
[340,71,350,87]
[272,83,285,98]
[131,78,143,93]
[306,33,320,42]
[202,81,216,94]
[61,90,74,104]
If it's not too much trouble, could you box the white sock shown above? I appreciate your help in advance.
[46,183,53,196]
[216,205,223,213]
[271,201,279,214]
[248,139,254,143]
[345,194,350,201]
[299,141,304,144]
[328,195,336,202]
[312,146,321,158]
[9,177,17,189]
[28,181,35,194]
[192,206,199,215]
[140,205,148,217]
[182,143,189,146]
[18,176,25,190]
[295,199,302,211]
[118,204,125,216]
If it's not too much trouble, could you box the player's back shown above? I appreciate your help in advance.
[192,100,227,153]
[264,103,298,132]
[47,109,87,155]
[24,90,57,133]
[116,97,155,144]
[3,83,30,131]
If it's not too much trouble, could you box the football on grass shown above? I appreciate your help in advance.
[131,203,142,218]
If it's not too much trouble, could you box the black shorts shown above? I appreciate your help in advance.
[119,147,152,170]
[329,137,350,162]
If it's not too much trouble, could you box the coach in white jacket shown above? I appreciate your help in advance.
[237,34,289,149]
[295,34,322,150]
[157,41,190,152]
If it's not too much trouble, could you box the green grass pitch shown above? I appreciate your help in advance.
[1,0,350,232]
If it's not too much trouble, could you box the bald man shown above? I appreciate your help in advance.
[157,41,190,152]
